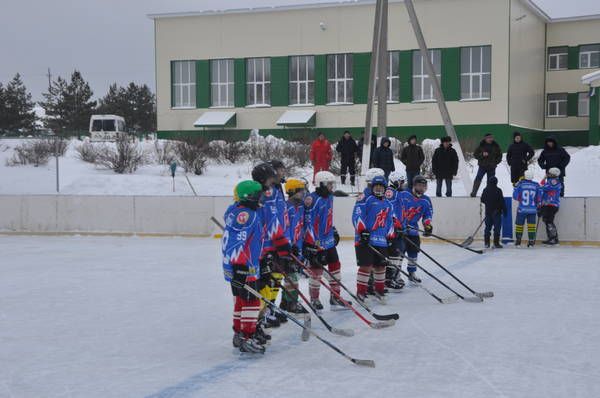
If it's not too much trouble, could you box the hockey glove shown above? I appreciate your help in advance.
[333,227,340,247]
[302,244,318,260]
[316,250,328,267]
[394,227,405,239]
[359,231,371,245]
[423,224,433,237]
[291,245,300,257]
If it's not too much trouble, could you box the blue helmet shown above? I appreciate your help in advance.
[371,175,388,197]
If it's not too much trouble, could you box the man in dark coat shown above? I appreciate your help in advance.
[506,131,534,185]
[537,136,570,197]
[470,133,503,197]
[335,130,358,185]
[372,137,395,178]
[480,176,506,248]
[432,136,459,197]
[400,135,425,191]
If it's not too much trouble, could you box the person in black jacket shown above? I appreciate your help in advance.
[372,137,395,178]
[506,131,534,185]
[432,136,459,197]
[537,137,570,197]
[480,176,506,248]
[400,135,425,191]
[336,130,358,185]
[470,133,503,197]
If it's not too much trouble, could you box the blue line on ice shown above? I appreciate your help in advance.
[145,251,487,398]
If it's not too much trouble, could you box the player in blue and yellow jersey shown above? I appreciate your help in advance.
[513,169,541,247]
[539,167,562,245]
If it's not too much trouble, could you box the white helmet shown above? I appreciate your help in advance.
[548,167,561,178]
[365,168,385,183]
[388,170,407,185]
[314,171,336,186]
[524,169,535,181]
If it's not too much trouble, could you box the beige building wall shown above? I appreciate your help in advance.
[154,0,511,132]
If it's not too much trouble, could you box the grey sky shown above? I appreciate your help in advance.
[1,0,598,101]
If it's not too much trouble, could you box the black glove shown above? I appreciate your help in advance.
[333,227,340,247]
[316,250,328,266]
[387,239,394,247]
[302,244,318,260]
[359,231,370,245]
[261,254,274,276]
[423,224,433,237]
[394,227,405,239]
[232,264,250,282]
[291,245,300,257]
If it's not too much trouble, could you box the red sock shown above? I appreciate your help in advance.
[309,267,323,300]
[357,266,371,296]
[233,296,242,332]
[327,261,341,295]
[374,266,386,293]
[240,297,260,337]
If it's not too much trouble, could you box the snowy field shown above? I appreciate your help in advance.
[1,235,599,398]
[1,138,599,197]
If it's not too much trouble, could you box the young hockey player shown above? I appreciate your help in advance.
[280,178,310,313]
[399,175,433,283]
[384,170,407,291]
[304,171,345,311]
[222,180,267,354]
[512,169,540,247]
[354,175,395,302]
[480,176,506,248]
[539,167,562,245]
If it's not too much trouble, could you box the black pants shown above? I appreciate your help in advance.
[510,164,526,185]
[340,158,356,184]
[540,206,559,240]
[484,212,502,239]
[435,178,452,197]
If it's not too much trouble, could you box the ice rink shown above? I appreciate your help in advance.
[1,235,599,398]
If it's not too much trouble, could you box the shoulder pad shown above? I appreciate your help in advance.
[236,210,251,225]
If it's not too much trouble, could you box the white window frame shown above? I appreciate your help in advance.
[210,59,234,108]
[579,45,600,69]
[578,92,589,117]
[548,47,568,71]
[375,51,400,103]
[412,49,441,102]
[327,53,353,105]
[461,46,491,101]
[246,58,271,107]
[172,60,196,109]
[547,93,568,118]
[289,55,315,106]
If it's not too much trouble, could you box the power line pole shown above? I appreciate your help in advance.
[46,67,60,193]
[376,0,388,139]
[46,68,52,90]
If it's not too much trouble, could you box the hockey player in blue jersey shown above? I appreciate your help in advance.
[222,180,267,354]
[400,175,433,283]
[304,171,345,311]
[384,170,407,291]
[513,169,541,247]
[539,167,562,245]
[353,175,395,302]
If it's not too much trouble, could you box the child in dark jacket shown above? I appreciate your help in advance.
[480,177,506,248]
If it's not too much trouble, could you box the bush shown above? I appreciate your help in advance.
[207,140,246,164]
[154,140,177,165]
[75,140,99,163]
[173,138,208,175]
[419,139,440,179]
[95,133,148,174]
[5,139,59,166]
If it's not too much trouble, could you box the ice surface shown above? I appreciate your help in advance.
[1,236,599,398]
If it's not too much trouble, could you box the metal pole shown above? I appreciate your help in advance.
[376,0,388,139]
[361,0,384,178]
[404,0,472,192]
[55,136,59,193]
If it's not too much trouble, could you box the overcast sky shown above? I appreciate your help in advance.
[1,0,598,101]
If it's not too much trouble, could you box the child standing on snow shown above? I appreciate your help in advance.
[480,176,506,249]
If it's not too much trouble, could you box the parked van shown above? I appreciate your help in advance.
[89,115,126,141]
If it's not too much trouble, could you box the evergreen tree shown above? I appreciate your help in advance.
[97,82,156,133]
[0,74,36,132]
[0,83,6,131]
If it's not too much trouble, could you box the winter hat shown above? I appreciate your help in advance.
[441,136,452,143]
[513,131,522,138]
[484,133,493,139]
[408,135,417,143]
[488,176,498,186]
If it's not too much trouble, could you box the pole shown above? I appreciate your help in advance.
[404,0,472,192]
[55,136,59,193]
[376,0,388,139]
[361,0,384,179]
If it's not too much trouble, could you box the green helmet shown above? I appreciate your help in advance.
[235,180,263,203]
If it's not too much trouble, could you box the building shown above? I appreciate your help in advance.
[149,0,600,148]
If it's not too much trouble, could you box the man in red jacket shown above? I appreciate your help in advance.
[309,132,332,184]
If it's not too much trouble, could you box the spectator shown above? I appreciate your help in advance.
[372,137,395,178]
[309,131,332,184]
[470,133,502,197]
[432,136,458,197]
[537,136,570,197]
[506,131,534,185]
[480,176,506,249]
[335,130,358,186]
[400,135,425,191]
[357,133,377,168]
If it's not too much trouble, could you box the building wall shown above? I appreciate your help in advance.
[545,19,600,131]
[508,0,546,130]
[154,0,511,134]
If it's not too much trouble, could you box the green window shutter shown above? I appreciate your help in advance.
[170,61,175,108]
[398,50,412,103]
[314,55,327,105]
[567,93,579,117]
[568,46,579,70]
[271,56,289,106]
[234,58,246,108]
[353,52,371,104]
[195,60,210,108]
[441,47,460,101]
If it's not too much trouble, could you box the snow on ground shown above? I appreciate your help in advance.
[0,138,598,196]
[1,235,599,398]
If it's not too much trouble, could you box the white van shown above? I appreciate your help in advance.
[89,115,127,141]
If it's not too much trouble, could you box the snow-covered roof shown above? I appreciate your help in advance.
[276,110,316,126]
[581,70,600,87]
[193,111,236,127]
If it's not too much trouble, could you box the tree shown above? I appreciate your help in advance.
[40,70,96,133]
[98,82,156,133]
[0,74,36,132]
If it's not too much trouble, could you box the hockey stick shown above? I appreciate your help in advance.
[184,174,198,196]
[402,238,483,303]
[406,239,493,299]
[461,216,487,247]
[289,254,396,329]
[232,281,375,367]
[291,252,399,322]
[408,226,484,254]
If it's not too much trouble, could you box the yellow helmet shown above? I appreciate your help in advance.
[233,184,240,202]
[285,178,307,195]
